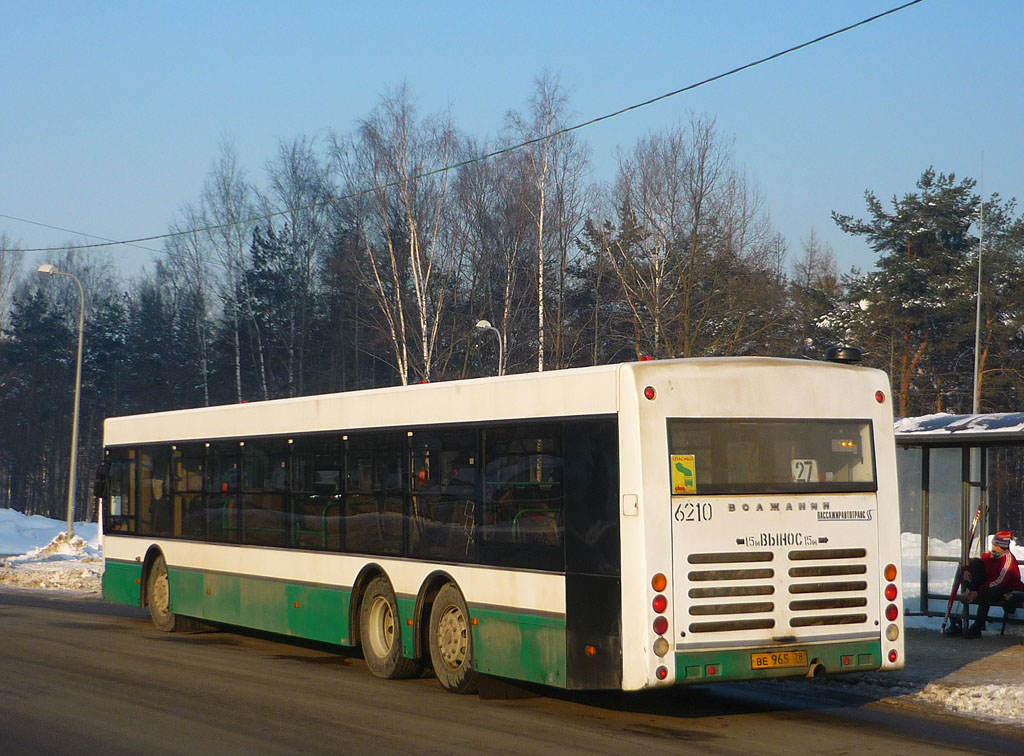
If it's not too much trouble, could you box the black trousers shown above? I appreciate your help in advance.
[963,557,1008,629]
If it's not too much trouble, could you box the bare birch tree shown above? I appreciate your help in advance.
[507,71,572,372]
[257,136,332,396]
[201,140,260,401]
[590,115,784,359]
[0,232,21,332]
[166,207,214,406]
[335,85,460,384]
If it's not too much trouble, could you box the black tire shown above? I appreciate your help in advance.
[359,576,421,679]
[146,554,182,632]
[428,583,478,694]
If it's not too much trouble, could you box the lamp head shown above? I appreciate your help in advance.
[475,319,492,330]
[36,263,59,275]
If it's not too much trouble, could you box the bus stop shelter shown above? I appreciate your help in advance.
[895,413,1024,619]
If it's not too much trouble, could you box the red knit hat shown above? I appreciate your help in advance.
[993,531,1012,550]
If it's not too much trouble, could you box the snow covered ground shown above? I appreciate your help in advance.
[0,509,101,592]
[1,508,1022,727]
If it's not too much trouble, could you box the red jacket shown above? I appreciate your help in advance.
[980,549,1023,593]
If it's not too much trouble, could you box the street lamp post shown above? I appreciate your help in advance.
[36,263,84,538]
[474,319,504,376]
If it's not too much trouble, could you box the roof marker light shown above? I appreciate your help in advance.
[644,386,656,401]
[875,390,886,404]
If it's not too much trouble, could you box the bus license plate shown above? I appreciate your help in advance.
[750,650,808,670]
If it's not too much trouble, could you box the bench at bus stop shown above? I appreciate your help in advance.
[1001,591,1024,636]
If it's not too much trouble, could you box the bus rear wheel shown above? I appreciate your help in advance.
[429,583,478,694]
[146,554,183,632]
[359,576,421,679]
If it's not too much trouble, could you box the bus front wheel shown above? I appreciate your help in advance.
[428,583,478,694]
[359,575,421,679]
[146,554,181,632]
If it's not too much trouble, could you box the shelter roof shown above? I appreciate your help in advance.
[895,413,1024,446]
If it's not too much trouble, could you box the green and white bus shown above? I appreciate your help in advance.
[97,356,904,693]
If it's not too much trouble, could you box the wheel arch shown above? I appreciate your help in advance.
[413,570,461,659]
[349,562,389,648]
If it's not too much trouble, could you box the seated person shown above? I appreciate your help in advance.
[961,530,1022,638]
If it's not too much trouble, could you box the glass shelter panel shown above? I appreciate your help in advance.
[924,447,965,615]
[926,447,962,544]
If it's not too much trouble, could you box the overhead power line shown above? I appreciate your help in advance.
[13,0,926,255]
[0,213,163,254]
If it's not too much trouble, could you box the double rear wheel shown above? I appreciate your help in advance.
[428,583,478,694]
[360,576,422,679]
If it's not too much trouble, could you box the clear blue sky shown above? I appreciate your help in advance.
[2,0,1020,277]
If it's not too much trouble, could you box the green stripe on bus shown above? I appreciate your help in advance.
[103,559,566,686]
[396,596,417,658]
[675,639,882,683]
[102,560,142,606]
[169,568,352,646]
[470,606,566,687]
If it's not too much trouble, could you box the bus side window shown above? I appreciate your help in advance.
[205,443,240,543]
[480,423,564,571]
[137,445,172,537]
[173,445,206,540]
[105,453,136,534]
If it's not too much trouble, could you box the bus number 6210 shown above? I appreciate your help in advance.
[674,502,712,523]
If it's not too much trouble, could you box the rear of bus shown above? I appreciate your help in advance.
[618,357,904,690]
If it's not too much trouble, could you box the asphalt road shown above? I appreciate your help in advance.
[0,590,1015,756]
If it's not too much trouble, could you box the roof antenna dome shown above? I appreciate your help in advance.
[825,346,862,364]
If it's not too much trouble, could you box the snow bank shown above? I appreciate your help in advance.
[0,508,99,554]
[911,682,1024,725]
[0,510,101,593]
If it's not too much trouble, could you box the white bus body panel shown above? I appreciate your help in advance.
[616,359,903,690]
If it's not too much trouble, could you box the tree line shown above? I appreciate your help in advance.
[1,78,1022,522]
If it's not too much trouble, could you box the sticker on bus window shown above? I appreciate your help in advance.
[671,454,697,494]
[791,459,818,483]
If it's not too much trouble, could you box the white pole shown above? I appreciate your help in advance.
[36,264,85,539]
[971,163,984,415]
